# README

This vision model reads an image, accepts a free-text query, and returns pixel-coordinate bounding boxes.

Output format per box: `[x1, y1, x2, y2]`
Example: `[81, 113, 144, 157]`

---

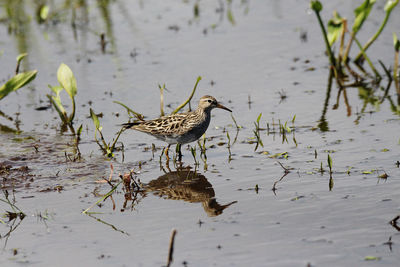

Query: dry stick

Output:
[342, 88, 351, 117]
[342, 33, 354, 64]
[166, 229, 177, 267]
[333, 87, 342, 110]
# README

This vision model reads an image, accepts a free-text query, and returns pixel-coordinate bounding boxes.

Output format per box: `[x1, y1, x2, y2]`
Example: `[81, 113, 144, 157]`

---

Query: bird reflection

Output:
[144, 166, 236, 217]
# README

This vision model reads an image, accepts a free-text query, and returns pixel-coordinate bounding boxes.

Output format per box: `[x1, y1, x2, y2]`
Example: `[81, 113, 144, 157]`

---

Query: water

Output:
[1, 0, 400, 266]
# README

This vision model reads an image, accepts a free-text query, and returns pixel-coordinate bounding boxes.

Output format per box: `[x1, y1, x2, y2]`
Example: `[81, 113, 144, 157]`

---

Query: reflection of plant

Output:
[0, 190, 26, 249]
[47, 63, 77, 126]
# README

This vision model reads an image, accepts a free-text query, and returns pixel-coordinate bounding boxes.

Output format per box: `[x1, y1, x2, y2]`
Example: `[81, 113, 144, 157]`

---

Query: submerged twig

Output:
[87, 213, 129, 236]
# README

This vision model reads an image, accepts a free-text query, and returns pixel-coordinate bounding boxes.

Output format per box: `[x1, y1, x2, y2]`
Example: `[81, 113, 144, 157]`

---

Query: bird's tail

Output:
[121, 121, 141, 129]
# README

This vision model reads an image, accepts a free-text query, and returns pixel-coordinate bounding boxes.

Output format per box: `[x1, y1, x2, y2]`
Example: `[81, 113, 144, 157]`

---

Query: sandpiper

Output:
[122, 95, 232, 158]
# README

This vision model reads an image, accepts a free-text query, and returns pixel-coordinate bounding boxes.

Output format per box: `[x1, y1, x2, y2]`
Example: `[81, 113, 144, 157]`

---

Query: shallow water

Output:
[1, 0, 400, 266]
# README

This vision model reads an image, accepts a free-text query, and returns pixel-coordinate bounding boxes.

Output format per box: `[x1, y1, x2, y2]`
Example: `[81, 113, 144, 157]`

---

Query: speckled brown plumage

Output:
[123, 95, 231, 145]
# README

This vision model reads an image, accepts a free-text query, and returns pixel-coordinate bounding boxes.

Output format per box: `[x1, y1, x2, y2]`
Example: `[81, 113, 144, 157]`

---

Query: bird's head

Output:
[198, 95, 232, 112]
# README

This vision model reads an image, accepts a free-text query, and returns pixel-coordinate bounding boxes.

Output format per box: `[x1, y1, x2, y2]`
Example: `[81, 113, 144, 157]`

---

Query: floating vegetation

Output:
[268, 151, 289, 159]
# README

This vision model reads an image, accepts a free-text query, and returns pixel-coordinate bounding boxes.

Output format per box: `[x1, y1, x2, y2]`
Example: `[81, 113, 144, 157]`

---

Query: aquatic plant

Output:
[172, 76, 202, 114]
[394, 33, 400, 97]
[47, 63, 77, 127]
[253, 113, 263, 151]
[190, 146, 199, 166]
[310, 0, 399, 84]
[327, 154, 334, 191]
[90, 108, 124, 158]
[0, 53, 37, 101]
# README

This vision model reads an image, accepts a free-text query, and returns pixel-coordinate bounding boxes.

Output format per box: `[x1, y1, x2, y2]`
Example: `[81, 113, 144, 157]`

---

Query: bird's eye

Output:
[207, 99, 212, 103]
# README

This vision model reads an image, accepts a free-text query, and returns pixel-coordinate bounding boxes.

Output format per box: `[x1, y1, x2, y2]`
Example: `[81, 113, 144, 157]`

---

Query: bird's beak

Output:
[216, 102, 232, 112]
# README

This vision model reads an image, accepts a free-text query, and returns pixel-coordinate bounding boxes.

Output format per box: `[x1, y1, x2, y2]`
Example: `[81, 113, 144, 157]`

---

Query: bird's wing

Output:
[133, 113, 190, 135]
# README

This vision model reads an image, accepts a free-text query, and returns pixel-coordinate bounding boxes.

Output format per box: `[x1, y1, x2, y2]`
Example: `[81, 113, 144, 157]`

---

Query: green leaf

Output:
[353, 0, 376, 34]
[364, 256, 380, 261]
[16, 52, 28, 63]
[172, 76, 202, 114]
[40, 5, 49, 21]
[310, 1, 323, 12]
[256, 113, 262, 124]
[0, 70, 37, 100]
[47, 94, 68, 123]
[227, 9, 236, 25]
[394, 33, 400, 51]
[113, 100, 144, 121]
[57, 63, 77, 99]
[90, 108, 100, 130]
[384, 0, 399, 12]
[48, 85, 63, 96]
[77, 124, 83, 136]
[327, 11, 344, 45]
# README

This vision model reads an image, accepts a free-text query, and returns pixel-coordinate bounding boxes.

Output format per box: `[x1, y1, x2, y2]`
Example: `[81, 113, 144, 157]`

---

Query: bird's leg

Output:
[165, 144, 171, 162]
[176, 144, 182, 162]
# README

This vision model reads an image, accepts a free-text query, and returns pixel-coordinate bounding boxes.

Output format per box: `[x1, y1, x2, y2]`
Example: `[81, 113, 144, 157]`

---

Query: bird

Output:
[122, 95, 232, 159]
